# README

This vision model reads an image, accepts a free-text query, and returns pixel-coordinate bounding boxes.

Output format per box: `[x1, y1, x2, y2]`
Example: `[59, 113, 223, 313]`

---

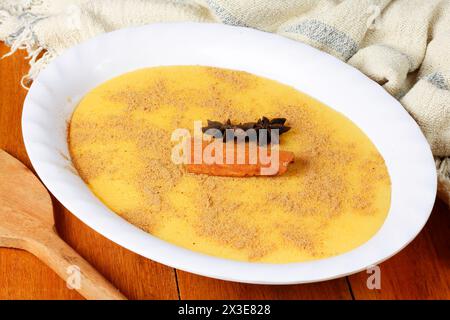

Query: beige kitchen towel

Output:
[1, 0, 449, 204]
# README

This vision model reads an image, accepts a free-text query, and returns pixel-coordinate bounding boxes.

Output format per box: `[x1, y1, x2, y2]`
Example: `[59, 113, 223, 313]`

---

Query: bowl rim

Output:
[22, 22, 437, 284]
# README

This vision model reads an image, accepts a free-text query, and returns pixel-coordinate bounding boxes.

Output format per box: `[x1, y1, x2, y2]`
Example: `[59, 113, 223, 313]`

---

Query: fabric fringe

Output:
[0, 0, 50, 89]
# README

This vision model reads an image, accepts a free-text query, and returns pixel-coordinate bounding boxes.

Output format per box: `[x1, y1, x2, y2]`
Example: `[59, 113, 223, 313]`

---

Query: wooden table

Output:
[0, 43, 449, 300]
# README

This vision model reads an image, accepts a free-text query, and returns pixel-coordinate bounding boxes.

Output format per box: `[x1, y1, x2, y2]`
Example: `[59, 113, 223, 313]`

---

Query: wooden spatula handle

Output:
[24, 231, 127, 300]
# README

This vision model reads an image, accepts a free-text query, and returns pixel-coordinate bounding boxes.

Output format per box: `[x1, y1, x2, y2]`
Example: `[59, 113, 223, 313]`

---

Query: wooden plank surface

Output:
[0, 42, 448, 300]
[176, 273, 352, 300]
[348, 199, 450, 299]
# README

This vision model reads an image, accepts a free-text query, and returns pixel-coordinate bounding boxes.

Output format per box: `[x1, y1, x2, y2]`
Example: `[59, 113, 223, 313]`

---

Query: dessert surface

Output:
[69, 66, 391, 263]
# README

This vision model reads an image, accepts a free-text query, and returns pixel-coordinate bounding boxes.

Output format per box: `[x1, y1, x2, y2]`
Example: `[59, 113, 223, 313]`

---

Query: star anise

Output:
[202, 117, 291, 144]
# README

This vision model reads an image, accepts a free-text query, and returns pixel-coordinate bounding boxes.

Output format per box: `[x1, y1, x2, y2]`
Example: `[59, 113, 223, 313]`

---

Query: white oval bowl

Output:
[22, 23, 437, 284]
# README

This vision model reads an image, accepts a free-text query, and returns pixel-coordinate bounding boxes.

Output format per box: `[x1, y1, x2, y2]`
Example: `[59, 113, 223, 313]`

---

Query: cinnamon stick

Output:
[184, 139, 294, 177]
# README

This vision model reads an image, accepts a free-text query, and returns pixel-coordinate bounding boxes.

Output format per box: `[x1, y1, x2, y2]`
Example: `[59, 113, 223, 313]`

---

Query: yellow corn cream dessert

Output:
[69, 66, 391, 263]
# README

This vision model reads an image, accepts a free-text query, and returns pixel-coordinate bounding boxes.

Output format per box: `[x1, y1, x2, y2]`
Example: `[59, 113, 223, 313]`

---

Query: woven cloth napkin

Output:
[1, 0, 449, 205]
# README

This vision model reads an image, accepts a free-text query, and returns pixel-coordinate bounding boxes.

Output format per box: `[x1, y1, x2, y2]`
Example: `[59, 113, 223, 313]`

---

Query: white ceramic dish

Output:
[22, 23, 437, 284]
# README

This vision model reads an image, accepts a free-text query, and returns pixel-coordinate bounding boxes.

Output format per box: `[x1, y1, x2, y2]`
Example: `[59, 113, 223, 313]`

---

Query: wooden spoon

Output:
[0, 149, 126, 300]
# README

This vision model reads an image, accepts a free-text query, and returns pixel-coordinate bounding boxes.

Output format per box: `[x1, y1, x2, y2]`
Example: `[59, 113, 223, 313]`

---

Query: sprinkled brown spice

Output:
[282, 227, 319, 255]
[109, 80, 171, 112]
[68, 66, 391, 262]
[206, 67, 254, 90]
[120, 208, 158, 233]
[351, 153, 390, 215]
[196, 209, 273, 261]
